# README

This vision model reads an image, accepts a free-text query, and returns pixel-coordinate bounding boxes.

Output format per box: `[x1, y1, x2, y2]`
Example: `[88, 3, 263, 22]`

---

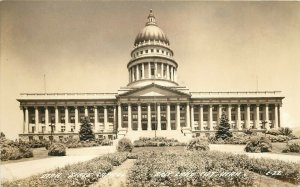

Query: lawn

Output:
[271, 143, 300, 156]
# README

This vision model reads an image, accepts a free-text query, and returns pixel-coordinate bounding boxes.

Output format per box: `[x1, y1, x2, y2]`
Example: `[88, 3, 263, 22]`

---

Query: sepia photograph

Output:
[1, 1, 300, 186]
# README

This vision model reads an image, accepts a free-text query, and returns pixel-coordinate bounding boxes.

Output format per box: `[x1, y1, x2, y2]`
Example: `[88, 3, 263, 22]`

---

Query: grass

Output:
[271, 143, 300, 156]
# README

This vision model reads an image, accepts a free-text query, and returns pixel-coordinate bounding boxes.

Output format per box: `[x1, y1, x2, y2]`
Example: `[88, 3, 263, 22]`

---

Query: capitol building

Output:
[17, 10, 284, 141]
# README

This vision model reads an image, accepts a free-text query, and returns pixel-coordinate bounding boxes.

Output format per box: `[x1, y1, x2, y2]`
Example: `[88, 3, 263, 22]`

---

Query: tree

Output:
[278, 127, 293, 136]
[215, 111, 232, 140]
[79, 116, 95, 141]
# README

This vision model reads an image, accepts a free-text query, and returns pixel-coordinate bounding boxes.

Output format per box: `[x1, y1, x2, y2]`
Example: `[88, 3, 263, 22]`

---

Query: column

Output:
[129, 69, 131, 83]
[113, 106, 116, 131]
[174, 69, 177, 82]
[84, 106, 88, 116]
[45, 107, 49, 133]
[118, 104, 122, 129]
[24, 107, 29, 133]
[190, 105, 194, 130]
[167, 103, 171, 130]
[160, 63, 164, 78]
[246, 104, 250, 129]
[75, 107, 79, 132]
[166, 65, 170, 80]
[176, 103, 180, 130]
[198, 105, 203, 130]
[237, 104, 241, 130]
[141, 63, 145, 79]
[148, 62, 151, 78]
[94, 106, 98, 130]
[104, 106, 108, 131]
[128, 104, 132, 131]
[136, 65, 139, 80]
[217, 105, 222, 125]
[278, 104, 282, 128]
[274, 104, 278, 129]
[227, 105, 232, 126]
[157, 104, 161, 130]
[154, 63, 157, 78]
[186, 104, 190, 127]
[55, 106, 59, 132]
[208, 105, 213, 130]
[265, 104, 269, 129]
[35, 107, 39, 133]
[255, 104, 260, 129]
[131, 67, 135, 82]
[170, 66, 174, 81]
[65, 106, 69, 124]
[147, 104, 151, 131]
[137, 104, 141, 131]
[65, 106, 69, 132]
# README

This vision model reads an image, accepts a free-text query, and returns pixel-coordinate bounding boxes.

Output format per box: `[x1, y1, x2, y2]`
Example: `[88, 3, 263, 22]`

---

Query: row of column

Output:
[23, 106, 115, 134]
[118, 103, 281, 131]
[129, 62, 177, 82]
[193, 104, 280, 131]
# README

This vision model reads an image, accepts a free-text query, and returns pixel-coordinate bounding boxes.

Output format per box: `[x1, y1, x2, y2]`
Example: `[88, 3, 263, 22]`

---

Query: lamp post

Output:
[50, 123, 54, 144]
[261, 120, 268, 136]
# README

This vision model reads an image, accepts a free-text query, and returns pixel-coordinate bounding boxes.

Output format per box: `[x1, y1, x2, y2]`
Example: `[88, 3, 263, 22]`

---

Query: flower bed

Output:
[2, 152, 128, 187]
[128, 150, 300, 186]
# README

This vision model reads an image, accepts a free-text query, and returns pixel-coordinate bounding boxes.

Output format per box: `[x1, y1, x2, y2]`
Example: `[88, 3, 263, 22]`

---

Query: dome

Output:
[134, 10, 170, 46]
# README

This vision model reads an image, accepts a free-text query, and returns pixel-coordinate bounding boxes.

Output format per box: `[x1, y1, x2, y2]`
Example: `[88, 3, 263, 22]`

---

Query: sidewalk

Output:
[210, 144, 300, 163]
[1, 146, 116, 181]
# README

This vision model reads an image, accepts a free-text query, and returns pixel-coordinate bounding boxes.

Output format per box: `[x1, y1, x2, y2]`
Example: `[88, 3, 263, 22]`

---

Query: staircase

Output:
[117, 130, 193, 143]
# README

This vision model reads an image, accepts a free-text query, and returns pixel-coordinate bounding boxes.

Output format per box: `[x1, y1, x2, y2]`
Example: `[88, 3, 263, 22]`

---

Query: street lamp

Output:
[50, 123, 54, 144]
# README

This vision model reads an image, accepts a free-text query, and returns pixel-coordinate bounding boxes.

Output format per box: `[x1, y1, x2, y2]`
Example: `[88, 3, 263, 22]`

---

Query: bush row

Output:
[0, 138, 33, 161]
[3, 152, 128, 187]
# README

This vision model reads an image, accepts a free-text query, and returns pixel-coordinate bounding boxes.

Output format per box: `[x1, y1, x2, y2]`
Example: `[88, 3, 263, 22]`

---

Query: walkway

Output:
[210, 144, 300, 163]
[91, 159, 135, 187]
[1, 146, 116, 181]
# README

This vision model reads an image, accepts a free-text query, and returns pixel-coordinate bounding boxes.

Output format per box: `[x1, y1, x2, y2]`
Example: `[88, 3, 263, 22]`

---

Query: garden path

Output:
[211, 144, 300, 163]
[0, 146, 116, 181]
[90, 159, 135, 187]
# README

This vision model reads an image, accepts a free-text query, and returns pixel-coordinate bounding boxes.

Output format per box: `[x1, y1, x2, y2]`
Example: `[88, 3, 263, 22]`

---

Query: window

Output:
[145, 49, 148, 53]
[250, 114, 254, 120]
[70, 116, 75, 123]
[108, 114, 114, 123]
[151, 66, 155, 76]
[241, 114, 245, 120]
[260, 114, 263, 120]
[162, 50, 164, 54]
[41, 117, 45, 123]
[166, 52, 169, 56]
[231, 114, 236, 121]
[132, 114, 138, 120]
[60, 116, 65, 123]
[51, 116, 55, 123]
[269, 113, 273, 120]
[140, 51, 143, 54]
[213, 114, 217, 121]
[39, 136, 43, 140]
[161, 114, 166, 120]
[42, 126, 45, 133]
[151, 49, 154, 52]
[203, 114, 208, 121]
[156, 49, 159, 53]
[122, 114, 128, 121]
[61, 126, 65, 132]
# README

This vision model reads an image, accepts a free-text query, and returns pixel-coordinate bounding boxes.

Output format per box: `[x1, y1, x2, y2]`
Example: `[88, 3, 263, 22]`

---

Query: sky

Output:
[1, 1, 300, 139]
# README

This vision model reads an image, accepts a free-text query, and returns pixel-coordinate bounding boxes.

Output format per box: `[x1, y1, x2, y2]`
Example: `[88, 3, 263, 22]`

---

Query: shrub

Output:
[133, 137, 184, 147]
[245, 136, 272, 152]
[117, 138, 133, 152]
[48, 143, 66, 156]
[101, 139, 112, 146]
[278, 127, 293, 136]
[127, 153, 138, 159]
[283, 139, 300, 153]
[186, 137, 209, 151]
[0, 138, 33, 161]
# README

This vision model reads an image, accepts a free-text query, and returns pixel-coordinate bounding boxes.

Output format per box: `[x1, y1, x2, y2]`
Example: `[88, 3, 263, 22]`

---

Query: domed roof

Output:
[134, 10, 169, 46]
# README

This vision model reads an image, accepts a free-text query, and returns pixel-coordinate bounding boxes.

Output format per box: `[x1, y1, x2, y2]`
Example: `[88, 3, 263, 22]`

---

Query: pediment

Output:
[118, 84, 190, 97]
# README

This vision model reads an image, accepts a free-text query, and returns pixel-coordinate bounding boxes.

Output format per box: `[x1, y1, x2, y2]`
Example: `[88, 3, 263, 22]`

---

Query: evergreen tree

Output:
[79, 116, 95, 141]
[215, 111, 232, 140]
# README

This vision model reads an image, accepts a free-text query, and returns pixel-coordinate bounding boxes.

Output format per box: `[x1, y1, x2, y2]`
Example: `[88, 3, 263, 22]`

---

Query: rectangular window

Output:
[145, 50, 148, 53]
[231, 114, 236, 121]
[132, 114, 138, 120]
[213, 114, 217, 121]
[250, 113, 254, 120]
[241, 114, 245, 120]
[151, 49, 154, 52]
[269, 113, 273, 120]
[61, 126, 65, 132]
[260, 114, 263, 120]
[203, 114, 208, 121]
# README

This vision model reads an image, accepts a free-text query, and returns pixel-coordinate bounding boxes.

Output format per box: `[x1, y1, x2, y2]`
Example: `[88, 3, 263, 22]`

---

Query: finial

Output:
[146, 9, 156, 26]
